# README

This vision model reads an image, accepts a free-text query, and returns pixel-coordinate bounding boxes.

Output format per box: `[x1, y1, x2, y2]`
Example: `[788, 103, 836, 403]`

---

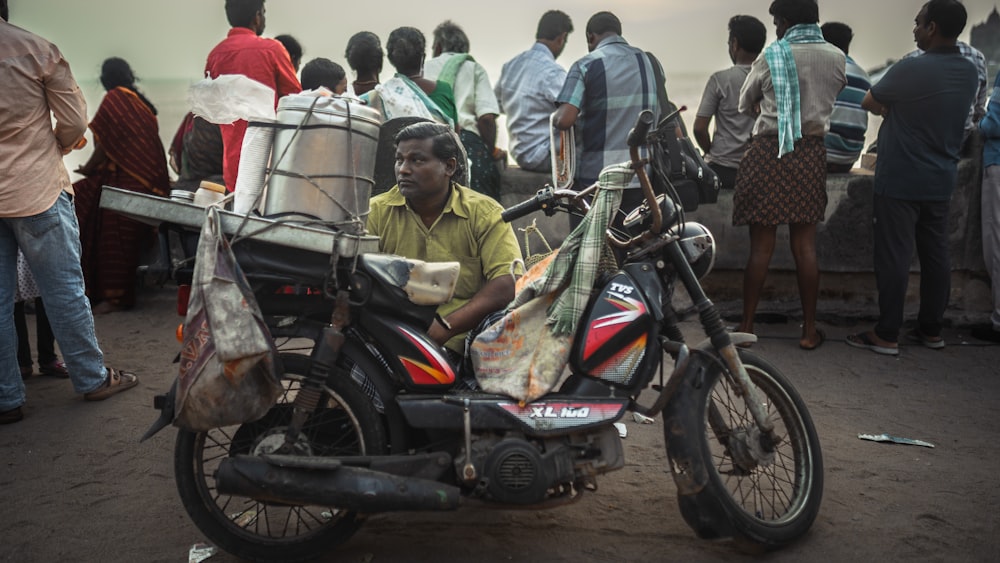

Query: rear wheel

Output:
[174, 352, 387, 562]
[664, 349, 823, 550]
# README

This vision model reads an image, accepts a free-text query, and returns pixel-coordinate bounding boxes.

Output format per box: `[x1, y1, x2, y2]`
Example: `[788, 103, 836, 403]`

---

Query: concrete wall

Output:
[498, 132, 992, 324]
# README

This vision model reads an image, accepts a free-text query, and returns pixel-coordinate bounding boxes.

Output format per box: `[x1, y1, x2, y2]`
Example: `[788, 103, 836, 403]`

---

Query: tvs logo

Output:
[530, 406, 591, 419]
[609, 282, 634, 296]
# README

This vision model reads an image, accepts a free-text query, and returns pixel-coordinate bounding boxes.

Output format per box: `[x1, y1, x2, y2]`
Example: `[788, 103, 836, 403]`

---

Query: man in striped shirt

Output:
[822, 22, 871, 173]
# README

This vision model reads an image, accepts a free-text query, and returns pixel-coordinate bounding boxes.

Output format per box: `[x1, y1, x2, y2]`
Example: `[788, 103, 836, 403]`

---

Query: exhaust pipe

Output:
[216, 455, 461, 512]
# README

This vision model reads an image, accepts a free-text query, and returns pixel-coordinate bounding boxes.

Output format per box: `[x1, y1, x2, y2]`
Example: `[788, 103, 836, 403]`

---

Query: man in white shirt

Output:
[494, 10, 574, 173]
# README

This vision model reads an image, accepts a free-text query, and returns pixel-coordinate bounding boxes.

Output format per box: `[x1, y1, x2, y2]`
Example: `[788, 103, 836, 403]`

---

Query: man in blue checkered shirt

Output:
[552, 11, 660, 216]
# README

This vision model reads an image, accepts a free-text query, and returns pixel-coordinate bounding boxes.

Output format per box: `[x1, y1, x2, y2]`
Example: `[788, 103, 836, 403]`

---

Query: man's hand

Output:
[861, 90, 888, 117]
[552, 103, 579, 131]
[428, 317, 455, 346]
[60, 136, 87, 156]
[430, 275, 515, 347]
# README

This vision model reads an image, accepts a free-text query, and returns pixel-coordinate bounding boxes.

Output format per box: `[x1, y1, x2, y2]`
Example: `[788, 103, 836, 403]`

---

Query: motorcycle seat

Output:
[361, 253, 460, 307]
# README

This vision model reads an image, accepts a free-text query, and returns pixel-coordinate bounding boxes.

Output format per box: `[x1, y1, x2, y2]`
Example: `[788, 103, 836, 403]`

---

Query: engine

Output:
[458, 426, 625, 505]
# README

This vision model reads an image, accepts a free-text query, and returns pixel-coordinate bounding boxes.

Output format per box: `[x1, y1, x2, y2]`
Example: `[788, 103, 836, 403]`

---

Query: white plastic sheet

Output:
[188, 74, 276, 125]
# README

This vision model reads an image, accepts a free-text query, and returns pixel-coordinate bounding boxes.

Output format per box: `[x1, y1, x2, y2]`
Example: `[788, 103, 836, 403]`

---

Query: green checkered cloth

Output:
[510, 162, 630, 335]
[764, 23, 827, 158]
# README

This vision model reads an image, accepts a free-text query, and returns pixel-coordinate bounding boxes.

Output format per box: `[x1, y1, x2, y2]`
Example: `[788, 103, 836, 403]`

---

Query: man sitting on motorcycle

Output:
[367, 122, 524, 361]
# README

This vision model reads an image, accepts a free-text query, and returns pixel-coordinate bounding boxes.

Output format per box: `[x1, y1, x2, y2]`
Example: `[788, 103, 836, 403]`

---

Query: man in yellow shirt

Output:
[367, 122, 523, 356]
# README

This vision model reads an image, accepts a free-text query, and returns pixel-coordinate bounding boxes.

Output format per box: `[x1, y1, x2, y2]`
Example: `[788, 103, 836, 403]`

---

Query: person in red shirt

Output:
[205, 0, 301, 191]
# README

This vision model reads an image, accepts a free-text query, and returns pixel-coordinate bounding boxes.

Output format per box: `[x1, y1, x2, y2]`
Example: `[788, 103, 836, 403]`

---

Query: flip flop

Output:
[905, 328, 945, 349]
[846, 331, 899, 356]
[84, 368, 139, 401]
[728, 326, 755, 348]
[39, 361, 69, 379]
[800, 329, 826, 351]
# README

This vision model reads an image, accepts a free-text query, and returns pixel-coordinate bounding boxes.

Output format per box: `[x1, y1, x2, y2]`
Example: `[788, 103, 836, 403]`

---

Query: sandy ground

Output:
[2, 285, 999, 563]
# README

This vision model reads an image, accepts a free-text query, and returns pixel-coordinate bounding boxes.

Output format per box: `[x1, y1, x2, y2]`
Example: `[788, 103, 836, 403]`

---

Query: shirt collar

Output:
[227, 27, 258, 38]
[925, 45, 961, 55]
[531, 42, 556, 61]
[382, 183, 470, 219]
[595, 34, 628, 50]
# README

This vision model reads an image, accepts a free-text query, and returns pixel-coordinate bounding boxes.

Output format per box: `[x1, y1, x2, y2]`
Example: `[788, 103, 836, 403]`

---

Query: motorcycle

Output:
[143, 109, 823, 562]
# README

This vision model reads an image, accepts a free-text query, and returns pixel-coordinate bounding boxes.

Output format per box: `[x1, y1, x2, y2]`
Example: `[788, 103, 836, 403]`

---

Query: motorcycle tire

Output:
[174, 351, 389, 562]
[663, 349, 823, 551]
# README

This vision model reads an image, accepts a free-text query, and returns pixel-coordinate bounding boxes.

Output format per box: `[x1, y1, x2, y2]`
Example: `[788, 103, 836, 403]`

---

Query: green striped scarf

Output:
[764, 23, 827, 158]
[510, 163, 630, 335]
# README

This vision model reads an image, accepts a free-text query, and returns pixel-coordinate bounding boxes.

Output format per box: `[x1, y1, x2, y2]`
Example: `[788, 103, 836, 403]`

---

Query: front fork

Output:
[662, 241, 777, 443]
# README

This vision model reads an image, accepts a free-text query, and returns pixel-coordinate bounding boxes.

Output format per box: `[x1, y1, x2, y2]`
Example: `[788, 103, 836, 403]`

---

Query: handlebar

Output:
[627, 110, 655, 148]
[656, 105, 686, 133]
[501, 186, 556, 222]
[501, 107, 687, 247]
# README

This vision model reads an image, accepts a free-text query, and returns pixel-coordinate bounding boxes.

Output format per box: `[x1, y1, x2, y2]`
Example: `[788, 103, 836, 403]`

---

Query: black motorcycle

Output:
[143, 110, 823, 562]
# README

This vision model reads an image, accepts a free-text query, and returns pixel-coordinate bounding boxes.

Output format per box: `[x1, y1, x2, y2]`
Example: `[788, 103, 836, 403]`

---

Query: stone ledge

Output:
[497, 130, 989, 319]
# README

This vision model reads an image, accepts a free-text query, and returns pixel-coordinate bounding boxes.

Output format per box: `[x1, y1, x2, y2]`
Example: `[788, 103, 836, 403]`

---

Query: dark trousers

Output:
[708, 162, 739, 191]
[827, 161, 854, 174]
[872, 194, 951, 342]
[14, 297, 57, 368]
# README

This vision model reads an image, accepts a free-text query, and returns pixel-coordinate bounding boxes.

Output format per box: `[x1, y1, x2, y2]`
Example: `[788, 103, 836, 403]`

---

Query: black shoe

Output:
[0, 406, 24, 425]
[970, 325, 1000, 343]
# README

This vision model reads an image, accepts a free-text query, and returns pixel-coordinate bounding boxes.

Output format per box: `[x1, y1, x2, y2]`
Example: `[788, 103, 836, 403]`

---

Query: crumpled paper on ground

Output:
[188, 74, 276, 125]
[188, 542, 217, 563]
[858, 433, 935, 448]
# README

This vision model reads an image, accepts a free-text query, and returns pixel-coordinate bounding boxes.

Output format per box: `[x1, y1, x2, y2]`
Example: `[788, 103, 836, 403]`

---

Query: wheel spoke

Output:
[176, 353, 384, 552]
[702, 360, 813, 523]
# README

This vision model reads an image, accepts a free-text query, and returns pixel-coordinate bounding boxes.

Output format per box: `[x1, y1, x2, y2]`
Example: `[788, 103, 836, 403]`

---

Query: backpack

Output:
[645, 51, 721, 211]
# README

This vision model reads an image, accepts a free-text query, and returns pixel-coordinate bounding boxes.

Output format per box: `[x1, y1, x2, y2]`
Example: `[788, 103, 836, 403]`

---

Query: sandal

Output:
[92, 301, 126, 315]
[905, 328, 945, 350]
[729, 326, 756, 348]
[846, 331, 899, 356]
[800, 329, 826, 351]
[39, 361, 69, 379]
[84, 368, 139, 401]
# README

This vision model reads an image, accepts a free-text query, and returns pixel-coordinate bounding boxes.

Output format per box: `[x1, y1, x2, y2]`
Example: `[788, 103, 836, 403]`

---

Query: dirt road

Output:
[2, 286, 998, 562]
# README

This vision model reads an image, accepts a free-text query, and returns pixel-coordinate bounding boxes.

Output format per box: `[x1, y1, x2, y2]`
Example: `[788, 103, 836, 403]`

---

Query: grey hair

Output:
[433, 20, 470, 54]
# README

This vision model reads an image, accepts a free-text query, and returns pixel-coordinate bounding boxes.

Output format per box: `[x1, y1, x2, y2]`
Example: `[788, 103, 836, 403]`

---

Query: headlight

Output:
[670, 222, 715, 279]
[621, 193, 679, 235]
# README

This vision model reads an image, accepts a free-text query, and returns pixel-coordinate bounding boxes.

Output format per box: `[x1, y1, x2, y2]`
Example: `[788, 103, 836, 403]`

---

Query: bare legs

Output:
[738, 224, 777, 335]
[737, 222, 822, 348]
[789, 223, 822, 349]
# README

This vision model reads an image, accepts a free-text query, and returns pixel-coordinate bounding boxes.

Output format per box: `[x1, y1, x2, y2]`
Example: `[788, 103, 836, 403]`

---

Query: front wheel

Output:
[174, 352, 388, 562]
[663, 349, 823, 551]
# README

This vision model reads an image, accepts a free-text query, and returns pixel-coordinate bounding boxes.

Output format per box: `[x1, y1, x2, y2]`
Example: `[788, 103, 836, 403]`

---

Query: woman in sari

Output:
[73, 57, 170, 314]
[361, 27, 457, 128]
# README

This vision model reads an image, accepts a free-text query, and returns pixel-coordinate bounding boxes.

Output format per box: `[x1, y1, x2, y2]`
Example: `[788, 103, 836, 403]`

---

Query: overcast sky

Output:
[7, 0, 998, 83]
